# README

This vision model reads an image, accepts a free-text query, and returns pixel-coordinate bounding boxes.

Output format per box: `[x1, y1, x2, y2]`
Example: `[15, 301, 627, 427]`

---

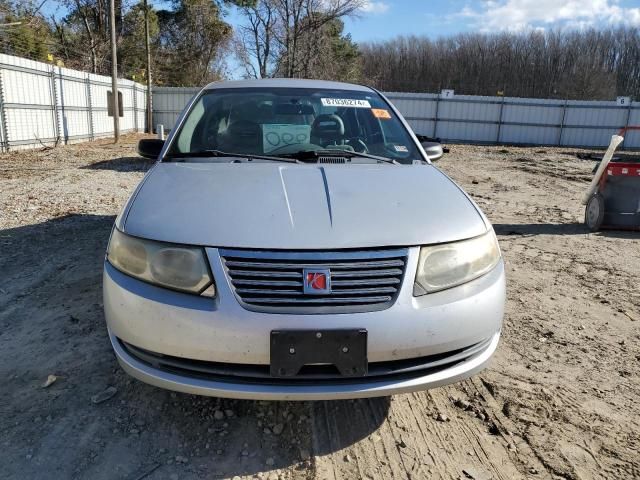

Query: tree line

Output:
[0, 0, 361, 86]
[359, 28, 640, 100]
[1, 0, 639, 100]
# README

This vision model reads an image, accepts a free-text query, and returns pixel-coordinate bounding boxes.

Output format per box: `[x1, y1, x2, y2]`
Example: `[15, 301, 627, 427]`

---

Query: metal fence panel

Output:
[502, 124, 558, 145]
[88, 74, 112, 137]
[135, 87, 146, 131]
[0, 54, 147, 151]
[57, 67, 89, 140]
[152, 87, 198, 131]
[0, 55, 54, 147]
[626, 107, 640, 147]
[5, 108, 55, 145]
[120, 82, 134, 131]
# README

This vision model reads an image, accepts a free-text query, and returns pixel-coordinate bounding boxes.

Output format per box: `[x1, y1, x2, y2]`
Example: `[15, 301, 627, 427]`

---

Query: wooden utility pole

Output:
[143, 0, 152, 134]
[109, 0, 120, 142]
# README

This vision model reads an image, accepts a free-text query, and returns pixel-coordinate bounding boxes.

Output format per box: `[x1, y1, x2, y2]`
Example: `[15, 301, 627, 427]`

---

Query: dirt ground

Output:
[1, 135, 639, 480]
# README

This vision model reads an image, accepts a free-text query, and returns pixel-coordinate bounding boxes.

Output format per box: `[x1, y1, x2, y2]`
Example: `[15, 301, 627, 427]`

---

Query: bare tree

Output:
[359, 27, 640, 100]
[55, 0, 111, 73]
[235, 0, 364, 78]
[235, 0, 277, 77]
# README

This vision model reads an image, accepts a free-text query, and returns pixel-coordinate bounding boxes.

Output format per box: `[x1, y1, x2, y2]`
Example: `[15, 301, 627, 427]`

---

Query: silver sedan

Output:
[103, 78, 505, 400]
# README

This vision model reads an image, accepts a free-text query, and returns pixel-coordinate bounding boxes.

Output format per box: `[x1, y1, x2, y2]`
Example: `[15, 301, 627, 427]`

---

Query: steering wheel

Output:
[228, 120, 261, 139]
[218, 119, 261, 152]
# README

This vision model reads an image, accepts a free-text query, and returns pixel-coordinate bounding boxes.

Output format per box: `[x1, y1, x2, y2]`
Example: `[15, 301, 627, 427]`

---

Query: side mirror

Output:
[416, 134, 444, 161]
[137, 138, 164, 159]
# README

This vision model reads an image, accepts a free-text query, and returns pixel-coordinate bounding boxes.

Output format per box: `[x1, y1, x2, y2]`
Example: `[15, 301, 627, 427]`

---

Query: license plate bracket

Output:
[270, 329, 368, 378]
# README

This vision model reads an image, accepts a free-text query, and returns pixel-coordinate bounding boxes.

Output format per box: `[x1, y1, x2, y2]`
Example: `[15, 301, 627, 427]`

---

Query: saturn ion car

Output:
[103, 79, 505, 400]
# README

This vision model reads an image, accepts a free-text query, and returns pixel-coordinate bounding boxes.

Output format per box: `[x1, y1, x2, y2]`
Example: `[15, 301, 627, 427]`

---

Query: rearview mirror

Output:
[275, 103, 315, 115]
[137, 138, 164, 159]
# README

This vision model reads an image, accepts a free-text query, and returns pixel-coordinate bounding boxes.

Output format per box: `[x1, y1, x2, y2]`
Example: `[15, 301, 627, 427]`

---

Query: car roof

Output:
[203, 78, 374, 92]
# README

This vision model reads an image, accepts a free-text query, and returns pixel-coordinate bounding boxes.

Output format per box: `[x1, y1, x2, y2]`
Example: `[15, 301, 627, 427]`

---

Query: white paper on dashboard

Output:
[262, 124, 311, 153]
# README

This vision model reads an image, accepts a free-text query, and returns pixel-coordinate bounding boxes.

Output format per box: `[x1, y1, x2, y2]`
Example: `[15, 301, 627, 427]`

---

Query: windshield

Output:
[166, 87, 422, 164]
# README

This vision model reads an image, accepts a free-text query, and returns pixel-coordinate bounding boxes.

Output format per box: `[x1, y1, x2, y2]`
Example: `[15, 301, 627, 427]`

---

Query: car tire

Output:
[585, 193, 605, 232]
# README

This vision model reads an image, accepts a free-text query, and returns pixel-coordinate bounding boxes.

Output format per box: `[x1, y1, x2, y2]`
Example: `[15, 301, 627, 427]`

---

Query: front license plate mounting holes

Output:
[270, 329, 368, 378]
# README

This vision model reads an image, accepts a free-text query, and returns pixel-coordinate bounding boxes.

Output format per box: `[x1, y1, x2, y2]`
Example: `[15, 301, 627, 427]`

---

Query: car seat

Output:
[311, 114, 345, 147]
[217, 101, 263, 153]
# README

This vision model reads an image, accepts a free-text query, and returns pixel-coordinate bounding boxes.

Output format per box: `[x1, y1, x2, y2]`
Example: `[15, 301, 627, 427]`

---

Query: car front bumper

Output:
[104, 246, 505, 400]
[109, 328, 500, 400]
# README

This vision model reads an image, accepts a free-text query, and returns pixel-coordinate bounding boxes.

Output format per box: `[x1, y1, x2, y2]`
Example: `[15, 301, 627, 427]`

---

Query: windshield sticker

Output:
[371, 108, 391, 119]
[394, 145, 409, 153]
[321, 98, 371, 108]
[262, 124, 311, 153]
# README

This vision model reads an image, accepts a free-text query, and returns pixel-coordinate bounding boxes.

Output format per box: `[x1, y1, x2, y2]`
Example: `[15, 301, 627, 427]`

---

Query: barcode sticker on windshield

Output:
[321, 98, 371, 108]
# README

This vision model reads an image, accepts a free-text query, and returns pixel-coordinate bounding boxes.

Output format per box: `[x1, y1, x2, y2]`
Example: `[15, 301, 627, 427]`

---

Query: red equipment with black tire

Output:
[583, 127, 640, 232]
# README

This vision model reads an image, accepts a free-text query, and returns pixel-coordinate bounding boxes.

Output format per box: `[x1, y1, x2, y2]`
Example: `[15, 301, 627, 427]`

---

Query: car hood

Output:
[122, 162, 487, 249]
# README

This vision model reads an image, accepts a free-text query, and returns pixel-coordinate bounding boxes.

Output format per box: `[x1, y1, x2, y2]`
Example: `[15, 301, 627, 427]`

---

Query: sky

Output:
[333, 0, 640, 42]
[42, 0, 640, 40]
[42, 0, 640, 37]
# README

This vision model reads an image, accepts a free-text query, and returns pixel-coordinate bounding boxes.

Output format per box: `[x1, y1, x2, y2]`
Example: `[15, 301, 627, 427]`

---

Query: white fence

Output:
[152, 87, 199, 134]
[0, 54, 146, 151]
[387, 92, 640, 149]
[151, 87, 640, 149]
[1, 53, 637, 152]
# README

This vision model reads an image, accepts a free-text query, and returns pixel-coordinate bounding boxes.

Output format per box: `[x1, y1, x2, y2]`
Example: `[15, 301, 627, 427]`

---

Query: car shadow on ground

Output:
[115, 385, 391, 479]
[494, 222, 640, 239]
[0, 214, 389, 480]
[81, 156, 155, 172]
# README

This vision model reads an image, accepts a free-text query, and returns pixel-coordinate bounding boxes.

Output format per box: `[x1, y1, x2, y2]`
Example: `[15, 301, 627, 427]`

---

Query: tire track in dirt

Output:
[312, 387, 531, 479]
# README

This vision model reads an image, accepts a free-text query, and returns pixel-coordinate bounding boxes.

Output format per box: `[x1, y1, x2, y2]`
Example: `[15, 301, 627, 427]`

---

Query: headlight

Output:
[107, 229, 215, 297]
[414, 230, 501, 295]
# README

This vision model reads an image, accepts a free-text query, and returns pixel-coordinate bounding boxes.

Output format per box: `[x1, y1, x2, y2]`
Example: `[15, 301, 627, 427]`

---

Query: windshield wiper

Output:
[282, 149, 399, 165]
[164, 149, 298, 163]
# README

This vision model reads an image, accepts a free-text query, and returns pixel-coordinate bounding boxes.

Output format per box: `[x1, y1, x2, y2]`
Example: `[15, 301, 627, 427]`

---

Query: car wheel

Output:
[585, 193, 605, 231]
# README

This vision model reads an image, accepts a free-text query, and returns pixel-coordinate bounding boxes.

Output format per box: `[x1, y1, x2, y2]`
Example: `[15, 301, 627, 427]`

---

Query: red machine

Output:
[583, 127, 640, 231]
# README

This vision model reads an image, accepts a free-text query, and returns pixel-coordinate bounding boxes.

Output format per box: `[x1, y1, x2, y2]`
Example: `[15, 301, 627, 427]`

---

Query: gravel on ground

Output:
[1, 135, 639, 479]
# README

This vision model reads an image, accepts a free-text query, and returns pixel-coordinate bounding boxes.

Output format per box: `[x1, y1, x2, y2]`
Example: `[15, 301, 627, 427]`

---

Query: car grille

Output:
[219, 248, 408, 314]
[119, 337, 492, 385]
